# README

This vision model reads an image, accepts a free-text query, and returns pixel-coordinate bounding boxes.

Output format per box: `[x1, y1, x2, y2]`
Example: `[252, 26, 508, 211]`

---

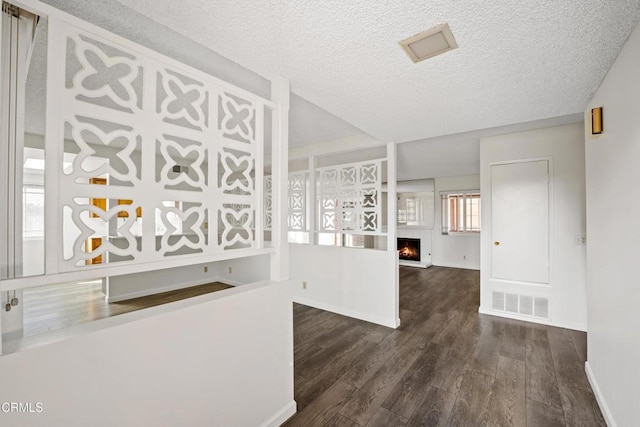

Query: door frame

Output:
[488, 156, 553, 288]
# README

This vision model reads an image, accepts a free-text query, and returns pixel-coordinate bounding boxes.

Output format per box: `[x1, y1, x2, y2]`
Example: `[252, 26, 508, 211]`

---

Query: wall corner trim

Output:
[585, 361, 617, 427]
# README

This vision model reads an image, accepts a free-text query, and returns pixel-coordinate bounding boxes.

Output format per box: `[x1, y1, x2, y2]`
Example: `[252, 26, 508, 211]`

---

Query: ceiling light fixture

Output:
[399, 23, 458, 63]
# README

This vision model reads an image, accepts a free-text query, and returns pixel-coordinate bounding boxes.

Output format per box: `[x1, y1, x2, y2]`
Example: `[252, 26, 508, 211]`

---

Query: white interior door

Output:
[491, 160, 549, 284]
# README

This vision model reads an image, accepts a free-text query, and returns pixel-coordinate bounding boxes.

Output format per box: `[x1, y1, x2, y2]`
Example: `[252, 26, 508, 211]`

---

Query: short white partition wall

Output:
[290, 142, 399, 328]
[0, 280, 295, 427]
[291, 245, 399, 327]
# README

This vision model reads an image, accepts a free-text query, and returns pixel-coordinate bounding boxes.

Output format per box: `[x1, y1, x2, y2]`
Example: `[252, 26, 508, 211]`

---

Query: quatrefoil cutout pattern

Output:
[341, 192, 358, 209]
[265, 193, 273, 211]
[360, 164, 378, 184]
[322, 197, 336, 210]
[322, 212, 336, 231]
[362, 190, 377, 208]
[158, 204, 207, 256]
[220, 93, 255, 144]
[59, 23, 278, 269]
[290, 193, 305, 210]
[220, 206, 254, 248]
[288, 173, 306, 231]
[67, 117, 139, 185]
[66, 201, 140, 264]
[290, 213, 305, 230]
[263, 176, 273, 231]
[71, 36, 140, 112]
[289, 174, 305, 192]
[157, 136, 207, 190]
[321, 170, 338, 188]
[160, 72, 207, 129]
[265, 212, 273, 230]
[341, 167, 357, 186]
[220, 151, 254, 194]
[316, 161, 382, 234]
[342, 211, 357, 231]
[362, 212, 377, 231]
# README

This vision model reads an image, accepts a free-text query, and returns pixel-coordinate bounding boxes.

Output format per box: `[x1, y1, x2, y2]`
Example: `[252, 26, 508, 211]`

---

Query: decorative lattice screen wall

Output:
[317, 160, 383, 234]
[47, 17, 272, 272]
[264, 171, 307, 232]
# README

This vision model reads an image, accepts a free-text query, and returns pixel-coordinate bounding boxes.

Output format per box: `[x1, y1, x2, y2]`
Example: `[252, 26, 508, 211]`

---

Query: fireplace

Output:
[397, 238, 420, 262]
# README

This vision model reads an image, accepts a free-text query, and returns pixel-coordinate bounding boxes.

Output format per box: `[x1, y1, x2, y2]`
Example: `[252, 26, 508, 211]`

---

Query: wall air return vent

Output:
[399, 23, 458, 63]
[491, 292, 549, 319]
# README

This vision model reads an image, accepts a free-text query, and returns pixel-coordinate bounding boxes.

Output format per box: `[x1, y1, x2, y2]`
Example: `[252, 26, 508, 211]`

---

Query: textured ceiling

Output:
[114, 0, 640, 143]
[28, 0, 365, 148]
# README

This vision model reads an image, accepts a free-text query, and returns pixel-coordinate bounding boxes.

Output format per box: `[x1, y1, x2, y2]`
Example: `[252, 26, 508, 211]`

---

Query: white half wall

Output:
[290, 244, 399, 328]
[479, 123, 587, 331]
[432, 175, 481, 270]
[584, 21, 640, 427]
[0, 280, 295, 427]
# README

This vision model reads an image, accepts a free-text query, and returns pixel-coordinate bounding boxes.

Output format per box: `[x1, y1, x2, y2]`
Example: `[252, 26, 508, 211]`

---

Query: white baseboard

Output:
[478, 306, 586, 331]
[106, 276, 236, 303]
[293, 296, 397, 329]
[260, 400, 297, 427]
[585, 362, 616, 427]
[433, 262, 480, 271]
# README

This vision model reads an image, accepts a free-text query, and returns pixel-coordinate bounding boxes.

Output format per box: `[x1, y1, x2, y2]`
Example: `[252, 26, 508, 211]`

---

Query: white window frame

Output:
[440, 190, 481, 235]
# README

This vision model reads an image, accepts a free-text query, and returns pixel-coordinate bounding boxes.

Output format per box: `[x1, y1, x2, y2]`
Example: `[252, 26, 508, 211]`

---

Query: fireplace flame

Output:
[398, 239, 420, 261]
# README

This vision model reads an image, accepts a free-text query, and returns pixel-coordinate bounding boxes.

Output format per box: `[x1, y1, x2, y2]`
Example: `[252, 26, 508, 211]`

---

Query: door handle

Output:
[494, 241, 500, 246]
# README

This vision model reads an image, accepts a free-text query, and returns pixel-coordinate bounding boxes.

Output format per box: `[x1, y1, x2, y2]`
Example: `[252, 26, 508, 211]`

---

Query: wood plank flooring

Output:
[285, 266, 604, 427]
[22, 280, 232, 337]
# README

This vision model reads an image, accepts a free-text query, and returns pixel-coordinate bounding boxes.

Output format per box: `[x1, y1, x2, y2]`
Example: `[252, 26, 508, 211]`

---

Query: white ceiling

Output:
[29, 0, 640, 181]
[27, 0, 365, 148]
[113, 0, 640, 143]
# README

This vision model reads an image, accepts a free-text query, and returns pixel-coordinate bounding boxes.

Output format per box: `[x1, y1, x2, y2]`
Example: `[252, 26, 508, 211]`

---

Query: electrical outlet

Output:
[228, 266, 232, 274]
[574, 235, 587, 245]
[302, 281, 307, 290]
[203, 266, 208, 273]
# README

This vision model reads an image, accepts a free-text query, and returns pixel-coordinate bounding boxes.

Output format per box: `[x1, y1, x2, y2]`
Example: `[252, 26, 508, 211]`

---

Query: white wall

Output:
[215, 254, 271, 286]
[583, 21, 640, 427]
[0, 280, 295, 427]
[106, 255, 271, 302]
[432, 175, 481, 270]
[290, 244, 399, 328]
[479, 123, 587, 330]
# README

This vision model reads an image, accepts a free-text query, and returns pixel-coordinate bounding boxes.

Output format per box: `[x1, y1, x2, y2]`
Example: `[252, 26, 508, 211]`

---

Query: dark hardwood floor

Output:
[285, 266, 604, 427]
[23, 280, 232, 337]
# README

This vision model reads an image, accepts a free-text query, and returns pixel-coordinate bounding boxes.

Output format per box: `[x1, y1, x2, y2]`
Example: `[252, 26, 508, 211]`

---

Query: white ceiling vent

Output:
[399, 23, 458, 63]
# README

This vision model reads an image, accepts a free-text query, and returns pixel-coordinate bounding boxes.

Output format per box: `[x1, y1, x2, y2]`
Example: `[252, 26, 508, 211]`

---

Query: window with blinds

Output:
[441, 191, 481, 234]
